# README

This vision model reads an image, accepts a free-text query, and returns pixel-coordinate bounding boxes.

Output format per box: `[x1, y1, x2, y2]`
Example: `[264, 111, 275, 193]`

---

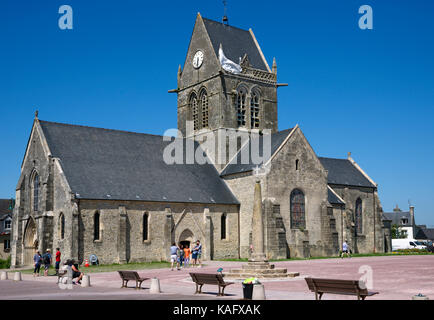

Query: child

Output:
[183, 245, 191, 268]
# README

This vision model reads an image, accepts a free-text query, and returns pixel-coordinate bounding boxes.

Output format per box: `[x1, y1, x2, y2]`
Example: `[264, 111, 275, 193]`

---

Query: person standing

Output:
[42, 249, 52, 276]
[55, 248, 61, 275]
[183, 245, 191, 268]
[170, 242, 179, 271]
[178, 244, 184, 270]
[341, 240, 351, 258]
[33, 251, 42, 277]
[193, 240, 202, 268]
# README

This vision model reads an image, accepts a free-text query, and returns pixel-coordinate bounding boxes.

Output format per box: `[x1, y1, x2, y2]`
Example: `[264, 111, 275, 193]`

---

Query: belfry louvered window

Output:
[189, 93, 199, 131]
[290, 189, 305, 229]
[200, 89, 209, 129]
[236, 88, 247, 127]
[250, 90, 260, 128]
[355, 198, 363, 235]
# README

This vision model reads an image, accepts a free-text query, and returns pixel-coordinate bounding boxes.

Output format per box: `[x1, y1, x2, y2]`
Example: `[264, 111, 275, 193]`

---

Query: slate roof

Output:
[327, 188, 345, 205]
[39, 120, 239, 205]
[202, 18, 268, 71]
[220, 128, 293, 176]
[0, 199, 13, 217]
[318, 157, 376, 188]
[415, 227, 434, 240]
[382, 211, 413, 226]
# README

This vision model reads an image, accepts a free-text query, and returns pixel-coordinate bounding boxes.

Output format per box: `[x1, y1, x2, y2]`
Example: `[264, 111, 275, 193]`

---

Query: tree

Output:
[391, 224, 407, 239]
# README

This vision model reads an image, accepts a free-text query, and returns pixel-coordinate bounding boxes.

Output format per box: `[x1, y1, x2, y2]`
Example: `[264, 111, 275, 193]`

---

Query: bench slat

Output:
[305, 277, 378, 300]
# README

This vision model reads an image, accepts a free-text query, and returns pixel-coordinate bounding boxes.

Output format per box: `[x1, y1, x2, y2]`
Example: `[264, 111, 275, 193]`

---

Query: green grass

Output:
[0, 256, 11, 269]
[220, 251, 434, 263]
[19, 261, 172, 275]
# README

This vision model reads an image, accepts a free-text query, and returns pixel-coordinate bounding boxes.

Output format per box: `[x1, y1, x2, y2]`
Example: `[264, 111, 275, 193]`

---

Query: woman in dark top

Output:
[66, 259, 84, 284]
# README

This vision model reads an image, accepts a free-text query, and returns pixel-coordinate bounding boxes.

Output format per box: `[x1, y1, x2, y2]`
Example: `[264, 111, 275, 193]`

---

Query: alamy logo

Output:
[58, 5, 73, 30]
[358, 5, 373, 30]
[162, 121, 272, 167]
[58, 267, 73, 290]
[358, 265, 373, 290]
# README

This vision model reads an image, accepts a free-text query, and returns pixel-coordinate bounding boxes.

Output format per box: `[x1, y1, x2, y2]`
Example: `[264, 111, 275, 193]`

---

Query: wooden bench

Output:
[190, 273, 234, 296]
[118, 271, 149, 290]
[305, 277, 379, 300]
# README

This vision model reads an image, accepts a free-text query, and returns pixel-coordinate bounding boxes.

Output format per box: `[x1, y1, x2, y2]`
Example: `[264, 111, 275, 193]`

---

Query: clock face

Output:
[193, 50, 204, 69]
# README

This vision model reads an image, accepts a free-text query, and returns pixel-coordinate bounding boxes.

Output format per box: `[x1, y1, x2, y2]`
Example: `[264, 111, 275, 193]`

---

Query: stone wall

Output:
[329, 185, 384, 254]
[223, 172, 257, 258]
[63, 200, 239, 265]
[264, 128, 333, 258]
[11, 121, 65, 267]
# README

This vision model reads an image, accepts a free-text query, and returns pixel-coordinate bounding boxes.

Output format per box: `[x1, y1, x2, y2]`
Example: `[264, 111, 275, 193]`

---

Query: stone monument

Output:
[225, 169, 299, 279]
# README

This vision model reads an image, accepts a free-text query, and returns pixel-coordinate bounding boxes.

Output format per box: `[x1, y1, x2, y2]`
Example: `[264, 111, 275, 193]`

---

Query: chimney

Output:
[393, 204, 401, 212]
[409, 205, 415, 226]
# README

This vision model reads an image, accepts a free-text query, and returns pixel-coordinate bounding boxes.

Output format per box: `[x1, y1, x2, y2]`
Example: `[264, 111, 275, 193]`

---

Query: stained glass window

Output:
[290, 189, 305, 229]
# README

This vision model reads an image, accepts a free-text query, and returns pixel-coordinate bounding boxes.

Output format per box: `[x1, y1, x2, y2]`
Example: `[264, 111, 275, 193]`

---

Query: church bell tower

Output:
[173, 13, 280, 169]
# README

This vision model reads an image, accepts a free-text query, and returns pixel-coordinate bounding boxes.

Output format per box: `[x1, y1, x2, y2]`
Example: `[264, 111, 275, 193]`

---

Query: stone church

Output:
[11, 14, 388, 267]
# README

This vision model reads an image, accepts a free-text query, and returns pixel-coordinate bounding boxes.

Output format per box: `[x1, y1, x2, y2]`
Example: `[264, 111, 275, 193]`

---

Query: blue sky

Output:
[0, 1, 433, 225]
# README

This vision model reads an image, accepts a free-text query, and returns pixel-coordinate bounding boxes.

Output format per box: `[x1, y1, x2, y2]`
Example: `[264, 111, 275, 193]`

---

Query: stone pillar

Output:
[71, 204, 80, 262]
[203, 209, 213, 261]
[11, 198, 22, 268]
[250, 180, 266, 262]
[163, 207, 172, 261]
[117, 206, 127, 264]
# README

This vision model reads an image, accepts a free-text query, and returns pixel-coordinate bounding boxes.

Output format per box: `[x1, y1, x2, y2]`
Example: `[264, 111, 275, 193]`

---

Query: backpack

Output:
[43, 254, 51, 264]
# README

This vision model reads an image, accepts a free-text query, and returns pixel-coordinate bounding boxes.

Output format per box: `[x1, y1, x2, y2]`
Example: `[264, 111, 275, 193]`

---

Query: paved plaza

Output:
[1, 255, 433, 300]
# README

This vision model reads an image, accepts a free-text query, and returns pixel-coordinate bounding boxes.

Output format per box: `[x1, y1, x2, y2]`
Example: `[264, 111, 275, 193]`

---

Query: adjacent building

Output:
[0, 199, 14, 260]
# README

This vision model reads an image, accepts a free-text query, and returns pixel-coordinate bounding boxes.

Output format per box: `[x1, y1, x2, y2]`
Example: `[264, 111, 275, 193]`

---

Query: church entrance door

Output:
[23, 217, 37, 266]
[179, 229, 194, 249]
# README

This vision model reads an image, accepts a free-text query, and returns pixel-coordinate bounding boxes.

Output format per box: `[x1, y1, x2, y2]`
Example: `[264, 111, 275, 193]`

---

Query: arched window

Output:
[59, 213, 65, 239]
[32, 172, 39, 212]
[290, 189, 305, 229]
[200, 89, 209, 129]
[355, 198, 363, 235]
[236, 87, 247, 127]
[295, 159, 299, 171]
[250, 90, 260, 128]
[189, 93, 199, 131]
[221, 213, 227, 240]
[143, 213, 149, 241]
[94, 212, 100, 241]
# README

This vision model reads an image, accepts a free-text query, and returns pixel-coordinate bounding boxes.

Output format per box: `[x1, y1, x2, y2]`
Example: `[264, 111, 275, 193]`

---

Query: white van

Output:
[392, 239, 427, 251]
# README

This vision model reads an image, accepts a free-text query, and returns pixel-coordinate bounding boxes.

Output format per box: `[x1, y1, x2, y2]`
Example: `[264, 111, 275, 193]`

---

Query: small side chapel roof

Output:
[327, 187, 345, 205]
[318, 157, 376, 188]
[38, 120, 239, 205]
[202, 17, 269, 71]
